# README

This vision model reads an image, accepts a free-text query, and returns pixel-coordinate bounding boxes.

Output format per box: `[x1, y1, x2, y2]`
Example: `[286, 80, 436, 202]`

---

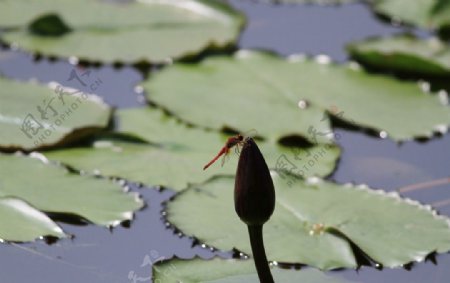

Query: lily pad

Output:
[153, 258, 353, 283]
[0, 77, 111, 151]
[0, 197, 66, 242]
[144, 51, 450, 141]
[371, 0, 450, 32]
[347, 35, 450, 76]
[115, 107, 224, 152]
[0, 0, 244, 63]
[165, 176, 450, 270]
[44, 108, 340, 191]
[0, 153, 143, 227]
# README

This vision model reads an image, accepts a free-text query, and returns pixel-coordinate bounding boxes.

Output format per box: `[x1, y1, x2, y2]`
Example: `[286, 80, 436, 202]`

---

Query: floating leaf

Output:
[371, 0, 450, 32]
[144, 53, 329, 144]
[0, 0, 244, 63]
[0, 77, 111, 151]
[144, 51, 450, 141]
[0, 153, 143, 227]
[44, 108, 340, 190]
[115, 107, 224, 152]
[347, 35, 450, 76]
[153, 258, 353, 283]
[0, 197, 66, 242]
[165, 176, 450, 270]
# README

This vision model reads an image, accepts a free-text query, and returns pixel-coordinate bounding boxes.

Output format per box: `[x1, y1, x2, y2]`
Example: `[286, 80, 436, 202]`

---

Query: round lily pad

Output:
[0, 77, 111, 151]
[165, 176, 450, 270]
[153, 258, 354, 283]
[347, 35, 450, 77]
[0, 0, 244, 63]
[144, 51, 450, 141]
[0, 153, 143, 228]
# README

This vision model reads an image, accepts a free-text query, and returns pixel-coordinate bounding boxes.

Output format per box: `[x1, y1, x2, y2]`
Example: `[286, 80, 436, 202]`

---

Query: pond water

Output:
[0, 1, 449, 283]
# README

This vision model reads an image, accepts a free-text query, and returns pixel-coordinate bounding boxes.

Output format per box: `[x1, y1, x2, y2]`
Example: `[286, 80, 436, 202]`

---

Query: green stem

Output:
[247, 225, 274, 283]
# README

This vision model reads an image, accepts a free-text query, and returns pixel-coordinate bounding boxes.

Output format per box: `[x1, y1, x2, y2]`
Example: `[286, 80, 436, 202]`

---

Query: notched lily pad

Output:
[0, 197, 66, 243]
[153, 258, 353, 283]
[44, 108, 340, 191]
[144, 50, 450, 141]
[0, 0, 244, 63]
[0, 77, 112, 151]
[0, 153, 143, 229]
[348, 35, 450, 77]
[164, 176, 450, 270]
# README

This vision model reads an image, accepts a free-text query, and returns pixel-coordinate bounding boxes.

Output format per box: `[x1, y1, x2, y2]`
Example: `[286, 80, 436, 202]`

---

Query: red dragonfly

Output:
[203, 130, 257, 170]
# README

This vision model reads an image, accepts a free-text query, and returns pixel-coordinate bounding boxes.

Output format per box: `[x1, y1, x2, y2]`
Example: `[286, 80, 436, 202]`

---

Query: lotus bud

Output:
[234, 138, 275, 226]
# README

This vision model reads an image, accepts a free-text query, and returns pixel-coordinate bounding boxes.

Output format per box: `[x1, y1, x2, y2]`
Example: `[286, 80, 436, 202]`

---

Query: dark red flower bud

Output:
[234, 138, 275, 226]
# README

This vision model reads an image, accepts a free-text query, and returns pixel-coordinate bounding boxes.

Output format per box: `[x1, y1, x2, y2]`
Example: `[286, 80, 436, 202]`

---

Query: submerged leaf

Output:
[0, 197, 66, 242]
[165, 176, 450, 270]
[348, 35, 450, 76]
[153, 258, 353, 283]
[44, 108, 340, 190]
[0, 77, 111, 151]
[144, 51, 450, 141]
[0, 153, 143, 228]
[0, 0, 244, 63]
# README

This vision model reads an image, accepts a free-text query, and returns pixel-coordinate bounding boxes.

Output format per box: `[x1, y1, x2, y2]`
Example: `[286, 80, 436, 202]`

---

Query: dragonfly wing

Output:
[234, 144, 241, 155]
[221, 150, 231, 167]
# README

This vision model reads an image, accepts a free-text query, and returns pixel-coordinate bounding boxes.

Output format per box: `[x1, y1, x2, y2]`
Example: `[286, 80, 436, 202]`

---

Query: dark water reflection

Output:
[0, 1, 449, 283]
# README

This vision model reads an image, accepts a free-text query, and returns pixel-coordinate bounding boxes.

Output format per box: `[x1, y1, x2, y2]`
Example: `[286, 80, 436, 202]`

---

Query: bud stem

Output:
[247, 224, 274, 283]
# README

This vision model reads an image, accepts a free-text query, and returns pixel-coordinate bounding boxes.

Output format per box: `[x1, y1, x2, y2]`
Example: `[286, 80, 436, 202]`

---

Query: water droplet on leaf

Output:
[438, 90, 448, 105]
[315, 54, 331, 65]
[297, 99, 309, 109]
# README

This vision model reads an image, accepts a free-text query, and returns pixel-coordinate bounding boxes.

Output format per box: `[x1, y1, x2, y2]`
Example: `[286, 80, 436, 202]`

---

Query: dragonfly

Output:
[203, 130, 257, 170]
